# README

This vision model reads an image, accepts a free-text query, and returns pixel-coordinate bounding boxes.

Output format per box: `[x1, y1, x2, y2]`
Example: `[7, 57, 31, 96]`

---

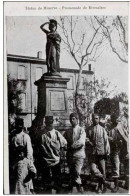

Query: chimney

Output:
[88, 64, 91, 71]
[37, 51, 42, 59]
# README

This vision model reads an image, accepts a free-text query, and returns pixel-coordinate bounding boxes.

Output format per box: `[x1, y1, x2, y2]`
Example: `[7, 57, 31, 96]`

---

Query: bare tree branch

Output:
[95, 16, 128, 63]
[72, 16, 78, 32]
[58, 16, 112, 95]
[59, 16, 81, 67]
[60, 17, 70, 47]
[117, 16, 128, 52]
[70, 16, 76, 52]
[85, 25, 101, 56]
[74, 33, 85, 54]
[70, 50, 81, 67]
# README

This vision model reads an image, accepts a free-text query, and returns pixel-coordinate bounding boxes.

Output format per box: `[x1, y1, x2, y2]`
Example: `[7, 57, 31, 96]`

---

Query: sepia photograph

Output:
[4, 1, 129, 194]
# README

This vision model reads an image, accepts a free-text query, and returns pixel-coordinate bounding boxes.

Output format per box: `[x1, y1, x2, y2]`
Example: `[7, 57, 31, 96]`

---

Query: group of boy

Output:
[9, 112, 127, 194]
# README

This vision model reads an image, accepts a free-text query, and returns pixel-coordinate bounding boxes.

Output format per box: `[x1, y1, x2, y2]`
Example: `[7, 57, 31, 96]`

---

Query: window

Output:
[67, 76, 74, 90]
[19, 93, 26, 111]
[18, 65, 25, 80]
[36, 67, 43, 81]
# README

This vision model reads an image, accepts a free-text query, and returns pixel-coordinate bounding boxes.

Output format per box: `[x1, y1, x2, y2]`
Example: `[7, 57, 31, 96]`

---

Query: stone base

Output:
[42, 71, 62, 78]
[34, 75, 71, 131]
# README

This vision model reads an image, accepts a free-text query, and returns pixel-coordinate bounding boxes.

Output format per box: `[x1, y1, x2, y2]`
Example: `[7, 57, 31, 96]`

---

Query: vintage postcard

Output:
[4, 1, 129, 194]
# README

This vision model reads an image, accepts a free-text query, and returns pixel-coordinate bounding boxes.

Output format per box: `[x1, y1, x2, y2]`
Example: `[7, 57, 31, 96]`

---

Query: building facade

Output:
[7, 53, 94, 128]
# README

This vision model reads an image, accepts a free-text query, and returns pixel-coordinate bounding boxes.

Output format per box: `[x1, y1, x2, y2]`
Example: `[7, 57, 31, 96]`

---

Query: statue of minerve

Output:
[40, 19, 61, 77]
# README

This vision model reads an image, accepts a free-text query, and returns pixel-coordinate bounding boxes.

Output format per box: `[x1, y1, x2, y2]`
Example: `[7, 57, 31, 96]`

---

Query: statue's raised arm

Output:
[40, 22, 50, 34]
[40, 19, 61, 77]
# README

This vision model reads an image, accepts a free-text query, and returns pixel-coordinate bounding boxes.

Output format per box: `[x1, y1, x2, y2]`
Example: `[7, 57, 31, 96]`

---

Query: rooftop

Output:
[7, 53, 94, 75]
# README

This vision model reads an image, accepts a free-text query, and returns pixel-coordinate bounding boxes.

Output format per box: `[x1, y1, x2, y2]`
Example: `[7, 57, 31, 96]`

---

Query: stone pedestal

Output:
[35, 76, 71, 131]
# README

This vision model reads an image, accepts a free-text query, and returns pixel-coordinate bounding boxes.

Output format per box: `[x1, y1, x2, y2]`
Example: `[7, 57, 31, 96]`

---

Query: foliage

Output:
[75, 94, 88, 121]
[94, 98, 119, 116]
[113, 92, 128, 119]
[83, 77, 118, 113]
[94, 92, 128, 126]
[7, 75, 25, 116]
[114, 92, 128, 104]
[74, 78, 118, 125]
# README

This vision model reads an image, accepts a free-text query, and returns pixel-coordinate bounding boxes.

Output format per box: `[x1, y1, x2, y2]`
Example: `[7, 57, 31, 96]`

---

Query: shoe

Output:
[30, 189, 36, 194]
[111, 186, 119, 193]
[56, 189, 62, 194]
[102, 185, 107, 193]
[97, 177, 104, 194]
[68, 190, 72, 194]
[97, 178, 107, 194]
[68, 186, 73, 194]
[77, 185, 84, 193]
[102, 180, 107, 193]
[97, 188, 102, 194]
[111, 177, 119, 193]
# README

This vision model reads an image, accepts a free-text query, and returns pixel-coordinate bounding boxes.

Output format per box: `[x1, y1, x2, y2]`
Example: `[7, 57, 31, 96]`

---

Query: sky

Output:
[6, 16, 128, 95]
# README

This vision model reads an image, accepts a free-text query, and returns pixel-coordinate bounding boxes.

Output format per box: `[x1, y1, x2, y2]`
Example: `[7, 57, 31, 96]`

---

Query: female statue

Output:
[40, 19, 61, 76]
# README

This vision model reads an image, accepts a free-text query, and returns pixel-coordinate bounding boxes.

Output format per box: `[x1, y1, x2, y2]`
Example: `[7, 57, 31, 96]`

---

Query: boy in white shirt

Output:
[40, 116, 67, 193]
[64, 113, 86, 193]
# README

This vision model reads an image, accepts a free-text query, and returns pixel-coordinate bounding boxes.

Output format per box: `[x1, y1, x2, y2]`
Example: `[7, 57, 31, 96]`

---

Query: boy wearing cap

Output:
[11, 118, 33, 161]
[64, 113, 86, 193]
[86, 113, 110, 193]
[40, 19, 61, 75]
[40, 116, 67, 193]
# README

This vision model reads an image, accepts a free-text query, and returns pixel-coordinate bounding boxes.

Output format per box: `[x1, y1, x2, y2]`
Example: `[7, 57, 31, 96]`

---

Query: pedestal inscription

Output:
[50, 91, 66, 111]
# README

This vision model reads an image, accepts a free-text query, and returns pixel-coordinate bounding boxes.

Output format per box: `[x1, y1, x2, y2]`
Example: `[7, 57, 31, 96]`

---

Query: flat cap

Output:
[15, 118, 24, 128]
[45, 116, 54, 124]
[70, 113, 79, 120]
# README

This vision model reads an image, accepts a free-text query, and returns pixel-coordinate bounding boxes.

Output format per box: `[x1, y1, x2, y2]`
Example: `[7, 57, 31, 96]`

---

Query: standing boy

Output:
[87, 113, 110, 193]
[64, 113, 86, 193]
[40, 116, 67, 193]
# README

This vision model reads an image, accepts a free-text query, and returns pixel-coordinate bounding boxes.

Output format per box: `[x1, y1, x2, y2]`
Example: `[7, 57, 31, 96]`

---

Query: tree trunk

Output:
[76, 66, 83, 95]
[75, 66, 85, 126]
